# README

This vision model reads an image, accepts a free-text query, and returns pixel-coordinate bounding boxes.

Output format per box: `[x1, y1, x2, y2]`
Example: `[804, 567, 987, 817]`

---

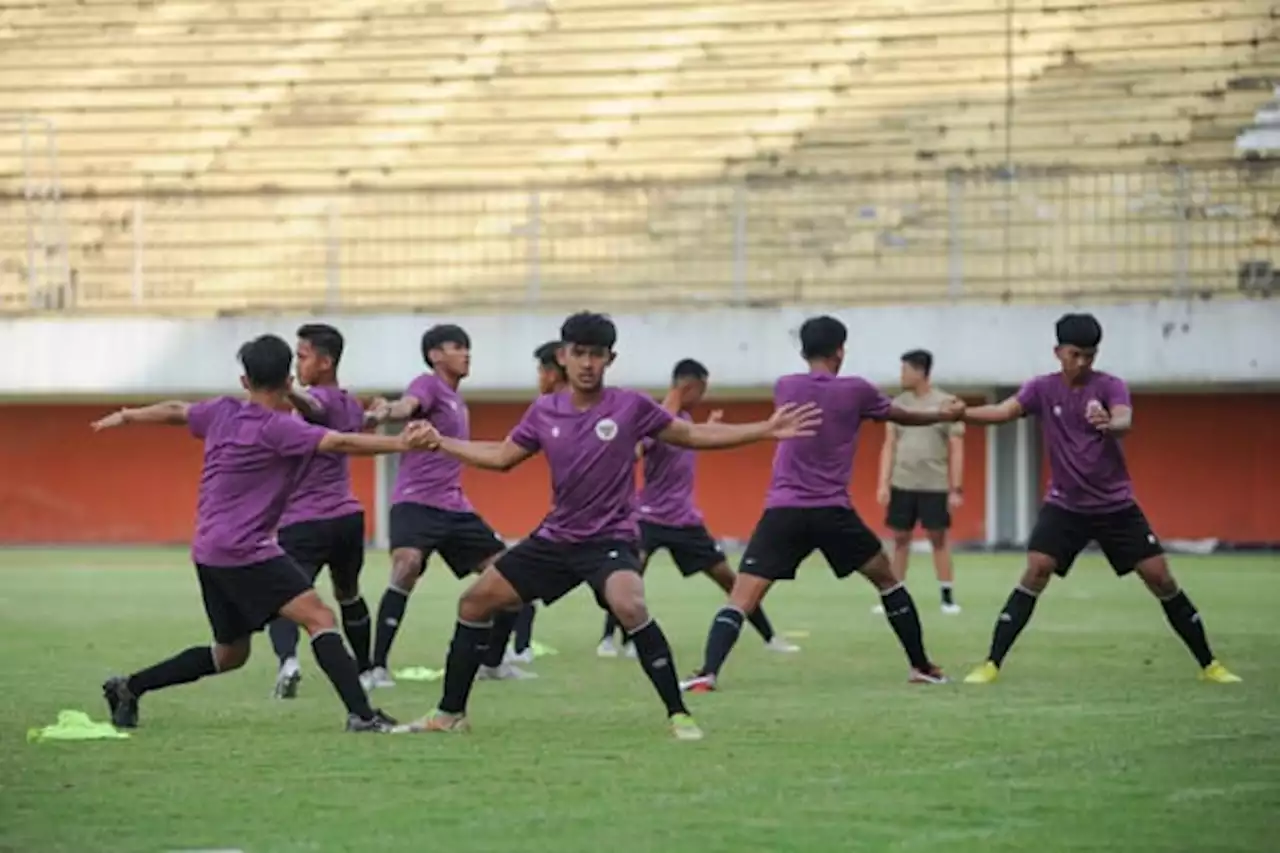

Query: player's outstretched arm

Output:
[288, 388, 326, 424]
[366, 394, 421, 426]
[91, 401, 191, 430]
[316, 421, 437, 456]
[435, 436, 536, 472]
[888, 396, 967, 426]
[658, 402, 822, 450]
[961, 396, 1023, 425]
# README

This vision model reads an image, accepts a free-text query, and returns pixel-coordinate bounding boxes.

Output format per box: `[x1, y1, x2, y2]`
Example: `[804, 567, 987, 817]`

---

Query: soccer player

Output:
[364, 324, 531, 687]
[874, 349, 965, 614]
[397, 312, 821, 740]
[597, 358, 799, 658]
[681, 316, 961, 693]
[94, 334, 432, 732]
[264, 324, 374, 699]
[960, 313, 1241, 685]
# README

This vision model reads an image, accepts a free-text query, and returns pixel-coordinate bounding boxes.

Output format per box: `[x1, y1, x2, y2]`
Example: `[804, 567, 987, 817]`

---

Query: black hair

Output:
[560, 311, 616, 349]
[900, 348, 933, 376]
[296, 323, 344, 368]
[421, 324, 471, 366]
[799, 315, 847, 359]
[672, 358, 709, 383]
[534, 340, 567, 377]
[1055, 313, 1103, 348]
[237, 334, 293, 391]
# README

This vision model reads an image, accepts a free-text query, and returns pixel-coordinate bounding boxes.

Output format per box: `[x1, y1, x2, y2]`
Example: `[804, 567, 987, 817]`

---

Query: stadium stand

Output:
[0, 0, 1276, 313]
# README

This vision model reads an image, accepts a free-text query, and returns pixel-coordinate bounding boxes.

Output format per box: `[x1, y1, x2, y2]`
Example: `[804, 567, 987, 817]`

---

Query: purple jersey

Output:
[279, 385, 365, 528]
[188, 396, 328, 567]
[637, 411, 703, 527]
[391, 372, 473, 513]
[1016, 371, 1134, 513]
[764, 371, 893, 509]
[510, 387, 674, 543]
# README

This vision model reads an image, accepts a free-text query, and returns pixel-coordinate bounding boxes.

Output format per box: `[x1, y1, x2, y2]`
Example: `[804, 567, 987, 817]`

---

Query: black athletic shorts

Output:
[1027, 502, 1164, 577]
[196, 556, 314, 645]
[278, 511, 366, 593]
[640, 521, 725, 576]
[389, 502, 506, 578]
[496, 536, 641, 607]
[885, 487, 951, 532]
[740, 506, 884, 582]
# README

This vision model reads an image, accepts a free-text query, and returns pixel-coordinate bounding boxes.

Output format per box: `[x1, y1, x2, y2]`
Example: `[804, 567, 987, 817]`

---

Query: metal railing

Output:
[2, 163, 1276, 314]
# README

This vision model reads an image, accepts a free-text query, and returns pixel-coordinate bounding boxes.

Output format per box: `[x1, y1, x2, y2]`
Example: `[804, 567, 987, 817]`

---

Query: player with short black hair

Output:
[875, 347, 966, 614]
[597, 358, 799, 659]
[681, 315, 960, 693]
[263, 324, 376, 699]
[961, 313, 1241, 684]
[94, 334, 432, 732]
[397, 311, 820, 740]
[364, 324, 533, 688]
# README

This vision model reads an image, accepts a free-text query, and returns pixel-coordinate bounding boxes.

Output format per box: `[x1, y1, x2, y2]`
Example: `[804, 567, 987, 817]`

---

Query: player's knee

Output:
[925, 529, 947, 550]
[299, 604, 338, 635]
[892, 530, 913, 549]
[1021, 557, 1055, 591]
[1135, 558, 1176, 597]
[611, 597, 649, 631]
[389, 550, 424, 590]
[214, 639, 251, 672]
[860, 552, 899, 590]
[457, 577, 509, 623]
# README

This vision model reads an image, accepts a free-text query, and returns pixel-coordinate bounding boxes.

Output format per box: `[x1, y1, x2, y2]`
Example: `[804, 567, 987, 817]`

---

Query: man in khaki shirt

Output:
[876, 350, 965, 614]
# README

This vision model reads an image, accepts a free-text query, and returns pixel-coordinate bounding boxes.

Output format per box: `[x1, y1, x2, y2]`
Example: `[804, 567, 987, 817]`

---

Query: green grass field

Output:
[2, 548, 1277, 853]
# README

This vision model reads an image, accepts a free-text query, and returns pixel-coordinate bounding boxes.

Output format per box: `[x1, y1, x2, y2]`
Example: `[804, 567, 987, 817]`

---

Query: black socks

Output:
[482, 610, 519, 668]
[438, 620, 492, 715]
[339, 597, 373, 673]
[988, 586, 1038, 666]
[372, 586, 409, 669]
[699, 606, 745, 677]
[311, 630, 374, 719]
[1160, 589, 1214, 667]
[628, 620, 688, 717]
[127, 646, 218, 697]
[880, 585, 932, 671]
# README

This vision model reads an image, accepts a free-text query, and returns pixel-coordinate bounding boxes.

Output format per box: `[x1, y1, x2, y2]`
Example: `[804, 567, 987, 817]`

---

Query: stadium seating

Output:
[0, 0, 1275, 313]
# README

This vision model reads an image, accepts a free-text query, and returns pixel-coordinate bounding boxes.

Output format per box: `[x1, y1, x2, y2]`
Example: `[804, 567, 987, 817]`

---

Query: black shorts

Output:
[640, 521, 725, 576]
[278, 511, 365, 593]
[740, 506, 884, 582]
[885, 487, 951, 532]
[496, 537, 641, 607]
[389, 502, 506, 578]
[196, 557, 314, 645]
[1027, 502, 1165, 577]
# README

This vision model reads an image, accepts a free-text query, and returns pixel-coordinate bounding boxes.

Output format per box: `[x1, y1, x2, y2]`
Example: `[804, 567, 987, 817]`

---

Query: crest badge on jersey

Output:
[594, 418, 619, 442]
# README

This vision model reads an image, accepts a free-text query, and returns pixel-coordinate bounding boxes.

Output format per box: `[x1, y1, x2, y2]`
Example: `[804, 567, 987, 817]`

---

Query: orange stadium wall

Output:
[0, 394, 1276, 545]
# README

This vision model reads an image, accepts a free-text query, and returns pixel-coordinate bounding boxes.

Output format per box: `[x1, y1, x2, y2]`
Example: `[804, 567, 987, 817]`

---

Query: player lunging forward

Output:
[598, 358, 798, 658]
[962, 313, 1241, 685]
[682, 316, 960, 693]
[365, 325, 530, 688]
[96, 335, 431, 732]
[399, 312, 820, 740]
[266, 324, 376, 698]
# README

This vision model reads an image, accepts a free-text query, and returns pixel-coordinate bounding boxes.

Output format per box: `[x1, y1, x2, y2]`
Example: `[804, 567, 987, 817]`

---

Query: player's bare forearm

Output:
[962, 397, 1023, 425]
[877, 434, 895, 492]
[436, 437, 532, 472]
[948, 437, 965, 490]
[1105, 405, 1133, 436]
[288, 388, 326, 423]
[659, 418, 769, 450]
[121, 401, 191, 426]
[888, 406, 952, 427]
[372, 395, 421, 424]
[318, 432, 408, 456]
